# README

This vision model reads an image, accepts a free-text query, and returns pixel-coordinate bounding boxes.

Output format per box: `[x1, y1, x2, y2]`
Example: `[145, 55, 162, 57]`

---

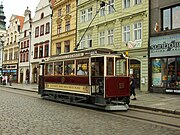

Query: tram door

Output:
[91, 57, 104, 95]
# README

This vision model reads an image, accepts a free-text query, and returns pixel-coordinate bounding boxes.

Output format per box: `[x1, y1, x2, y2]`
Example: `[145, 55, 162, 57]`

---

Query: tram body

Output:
[38, 48, 130, 110]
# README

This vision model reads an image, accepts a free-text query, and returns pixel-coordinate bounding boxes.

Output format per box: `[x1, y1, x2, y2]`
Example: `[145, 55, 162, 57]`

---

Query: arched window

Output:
[41, 13, 44, 19]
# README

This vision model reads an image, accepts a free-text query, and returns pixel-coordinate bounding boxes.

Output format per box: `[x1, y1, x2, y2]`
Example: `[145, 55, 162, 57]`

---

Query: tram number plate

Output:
[119, 83, 124, 89]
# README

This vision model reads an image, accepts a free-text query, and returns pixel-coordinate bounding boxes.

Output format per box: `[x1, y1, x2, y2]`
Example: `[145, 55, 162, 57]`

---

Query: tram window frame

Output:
[45, 62, 54, 75]
[107, 57, 114, 76]
[54, 61, 63, 75]
[64, 60, 75, 75]
[76, 59, 89, 76]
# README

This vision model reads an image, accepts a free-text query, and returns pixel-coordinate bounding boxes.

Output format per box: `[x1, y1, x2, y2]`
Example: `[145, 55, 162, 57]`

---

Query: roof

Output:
[16, 15, 24, 30]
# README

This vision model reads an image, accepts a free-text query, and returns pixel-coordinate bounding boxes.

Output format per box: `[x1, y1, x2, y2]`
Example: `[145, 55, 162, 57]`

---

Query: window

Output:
[100, 5, 106, 16]
[21, 42, 23, 48]
[24, 30, 27, 37]
[39, 46, 43, 58]
[124, 0, 130, 8]
[107, 57, 114, 75]
[134, 0, 142, 5]
[35, 27, 39, 37]
[40, 25, 44, 36]
[24, 41, 26, 48]
[123, 25, 130, 42]
[57, 24, 62, 34]
[58, 9, 62, 17]
[46, 23, 50, 34]
[41, 13, 44, 19]
[23, 53, 25, 62]
[64, 60, 74, 75]
[108, 0, 114, 14]
[34, 47, 38, 58]
[45, 44, 49, 57]
[133, 22, 142, 40]
[87, 34, 92, 47]
[20, 53, 23, 62]
[99, 31, 105, 46]
[77, 59, 89, 76]
[65, 21, 70, 31]
[54, 62, 63, 75]
[14, 52, 18, 60]
[9, 52, 13, 60]
[45, 63, 53, 75]
[66, 4, 70, 13]
[108, 29, 114, 45]
[80, 36, 85, 49]
[80, 10, 86, 23]
[64, 40, 70, 53]
[26, 52, 29, 62]
[27, 40, 29, 47]
[87, 8, 92, 21]
[56, 42, 61, 54]
[162, 5, 180, 30]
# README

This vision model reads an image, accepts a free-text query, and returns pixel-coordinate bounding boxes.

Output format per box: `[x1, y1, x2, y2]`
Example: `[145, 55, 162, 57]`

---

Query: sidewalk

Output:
[0, 83, 180, 115]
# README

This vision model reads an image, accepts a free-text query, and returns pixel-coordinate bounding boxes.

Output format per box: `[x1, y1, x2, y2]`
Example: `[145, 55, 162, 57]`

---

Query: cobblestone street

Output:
[0, 89, 180, 135]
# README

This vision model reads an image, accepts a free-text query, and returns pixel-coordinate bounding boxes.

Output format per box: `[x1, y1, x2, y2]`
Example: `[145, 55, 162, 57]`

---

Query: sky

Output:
[2, 0, 40, 28]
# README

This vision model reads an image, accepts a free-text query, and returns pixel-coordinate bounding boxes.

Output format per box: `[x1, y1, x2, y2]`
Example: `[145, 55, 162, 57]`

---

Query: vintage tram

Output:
[38, 48, 130, 110]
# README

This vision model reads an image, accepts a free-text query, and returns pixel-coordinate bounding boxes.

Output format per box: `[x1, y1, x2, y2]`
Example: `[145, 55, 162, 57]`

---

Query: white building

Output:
[30, 0, 52, 83]
[18, 7, 32, 83]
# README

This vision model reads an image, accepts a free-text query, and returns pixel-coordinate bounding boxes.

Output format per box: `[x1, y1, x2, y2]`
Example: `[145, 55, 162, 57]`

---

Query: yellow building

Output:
[77, 0, 149, 91]
[3, 15, 24, 83]
[51, 0, 77, 55]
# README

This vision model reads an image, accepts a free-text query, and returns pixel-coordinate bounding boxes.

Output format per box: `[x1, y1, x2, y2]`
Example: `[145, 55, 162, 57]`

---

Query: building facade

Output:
[3, 15, 24, 83]
[18, 7, 32, 83]
[77, 0, 149, 91]
[0, 2, 6, 78]
[51, 0, 77, 56]
[149, 0, 180, 93]
[30, 0, 52, 83]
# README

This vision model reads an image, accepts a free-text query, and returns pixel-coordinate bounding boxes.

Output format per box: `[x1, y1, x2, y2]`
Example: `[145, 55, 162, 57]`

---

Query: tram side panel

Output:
[42, 76, 91, 95]
[105, 77, 130, 98]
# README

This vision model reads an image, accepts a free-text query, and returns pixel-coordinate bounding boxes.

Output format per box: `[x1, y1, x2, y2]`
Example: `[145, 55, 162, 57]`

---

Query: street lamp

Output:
[38, 59, 45, 94]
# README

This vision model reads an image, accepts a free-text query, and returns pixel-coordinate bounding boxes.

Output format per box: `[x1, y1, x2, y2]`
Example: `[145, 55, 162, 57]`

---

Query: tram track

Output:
[1, 87, 180, 130]
[110, 108, 180, 130]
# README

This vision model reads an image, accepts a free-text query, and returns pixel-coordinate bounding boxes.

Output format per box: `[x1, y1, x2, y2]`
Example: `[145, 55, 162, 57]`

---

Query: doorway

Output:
[130, 60, 140, 89]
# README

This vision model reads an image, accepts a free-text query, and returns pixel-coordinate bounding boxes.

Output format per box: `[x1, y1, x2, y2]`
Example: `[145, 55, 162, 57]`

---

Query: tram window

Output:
[91, 57, 104, 76]
[45, 63, 53, 75]
[54, 62, 63, 75]
[115, 58, 126, 76]
[64, 60, 74, 75]
[107, 57, 114, 75]
[76, 59, 89, 76]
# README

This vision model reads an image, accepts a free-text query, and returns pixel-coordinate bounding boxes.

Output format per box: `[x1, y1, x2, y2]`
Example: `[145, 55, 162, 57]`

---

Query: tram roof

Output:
[49, 48, 121, 61]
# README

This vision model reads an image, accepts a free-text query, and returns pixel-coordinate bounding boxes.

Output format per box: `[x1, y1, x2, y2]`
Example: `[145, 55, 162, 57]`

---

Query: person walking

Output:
[9, 75, 13, 86]
[130, 74, 137, 100]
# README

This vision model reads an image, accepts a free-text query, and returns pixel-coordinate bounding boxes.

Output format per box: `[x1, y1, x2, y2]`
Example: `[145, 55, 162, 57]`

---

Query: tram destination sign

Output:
[50, 50, 99, 61]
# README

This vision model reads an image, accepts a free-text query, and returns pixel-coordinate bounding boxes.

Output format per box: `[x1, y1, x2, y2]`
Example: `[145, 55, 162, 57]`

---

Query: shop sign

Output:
[150, 34, 180, 57]
[166, 89, 180, 94]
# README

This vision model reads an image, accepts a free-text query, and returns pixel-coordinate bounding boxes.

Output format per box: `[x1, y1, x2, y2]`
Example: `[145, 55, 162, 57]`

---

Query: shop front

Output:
[149, 34, 180, 93]
[2, 64, 18, 83]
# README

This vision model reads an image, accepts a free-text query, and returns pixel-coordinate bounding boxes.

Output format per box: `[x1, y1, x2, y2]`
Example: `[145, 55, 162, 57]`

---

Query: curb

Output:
[130, 104, 180, 115]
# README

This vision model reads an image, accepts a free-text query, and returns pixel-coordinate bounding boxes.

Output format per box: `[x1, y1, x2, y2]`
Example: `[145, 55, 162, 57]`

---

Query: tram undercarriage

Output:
[41, 90, 129, 111]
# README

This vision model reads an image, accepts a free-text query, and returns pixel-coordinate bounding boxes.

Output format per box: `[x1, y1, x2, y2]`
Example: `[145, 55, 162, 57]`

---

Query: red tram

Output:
[38, 48, 130, 110]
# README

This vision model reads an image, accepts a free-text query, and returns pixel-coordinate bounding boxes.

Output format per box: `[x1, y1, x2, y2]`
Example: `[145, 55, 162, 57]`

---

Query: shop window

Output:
[177, 57, 180, 88]
[151, 58, 167, 87]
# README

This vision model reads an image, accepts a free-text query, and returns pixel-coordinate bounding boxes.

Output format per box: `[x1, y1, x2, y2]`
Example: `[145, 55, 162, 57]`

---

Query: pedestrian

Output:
[9, 75, 12, 86]
[130, 74, 137, 100]
[25, 76, 29, 85]
[2, 76, 6, 85]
